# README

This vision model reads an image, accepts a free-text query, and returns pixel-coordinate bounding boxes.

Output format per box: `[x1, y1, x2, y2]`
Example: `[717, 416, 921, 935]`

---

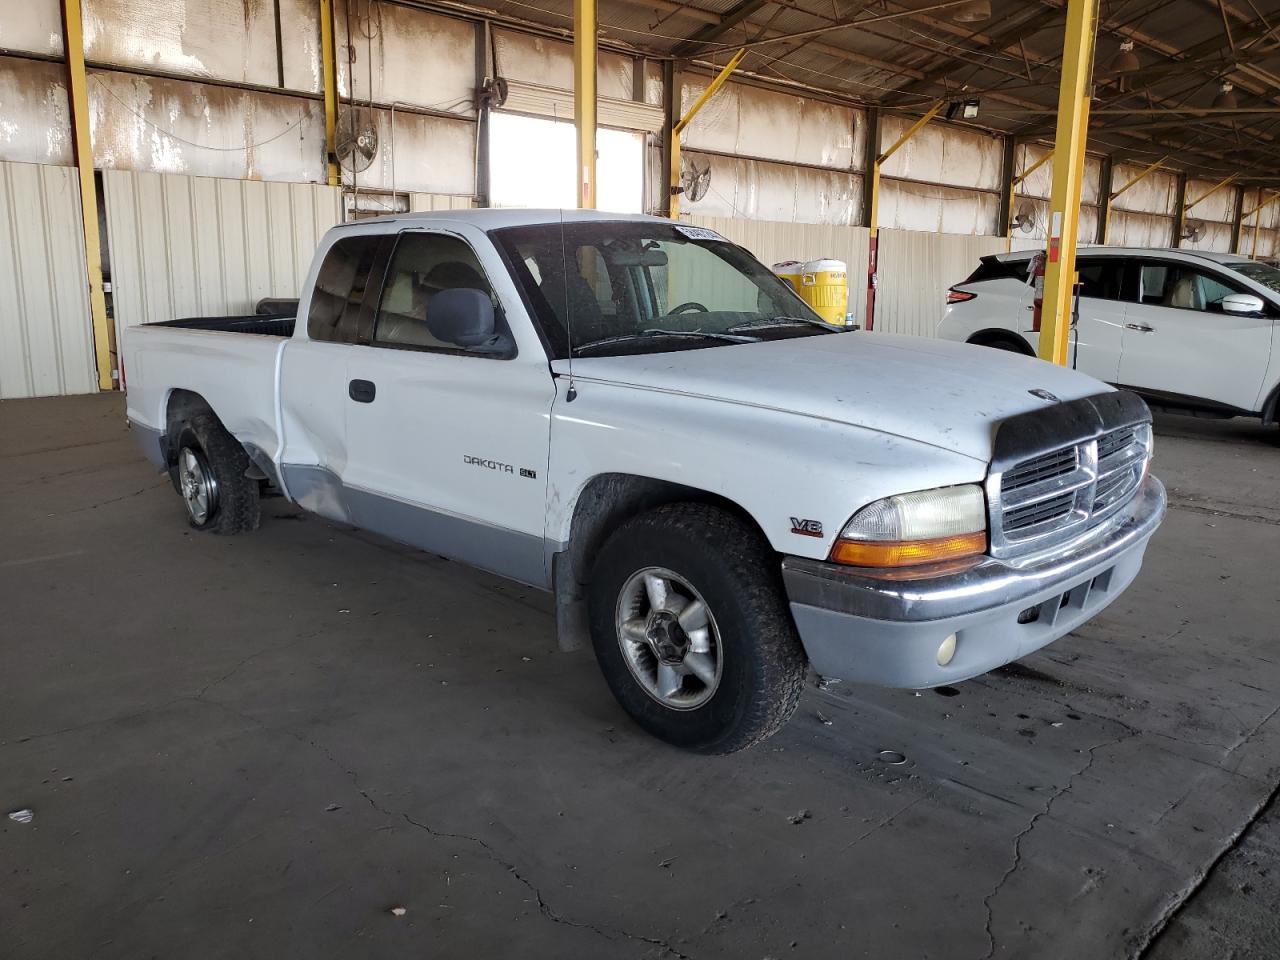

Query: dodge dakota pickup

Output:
[123, 210, 1166, 753]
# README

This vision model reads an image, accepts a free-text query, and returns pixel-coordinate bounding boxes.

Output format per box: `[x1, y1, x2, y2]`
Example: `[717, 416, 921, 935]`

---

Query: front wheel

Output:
[588, 503, 807, 753]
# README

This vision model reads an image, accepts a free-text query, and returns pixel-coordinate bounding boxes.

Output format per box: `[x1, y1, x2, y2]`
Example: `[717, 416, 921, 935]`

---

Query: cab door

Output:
[1116, 260, 1275, 413]
[340, 228, 556, 588]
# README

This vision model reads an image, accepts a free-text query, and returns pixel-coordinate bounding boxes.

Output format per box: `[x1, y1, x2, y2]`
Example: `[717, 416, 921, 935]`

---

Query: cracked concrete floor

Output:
[1, 395, 1278, 960]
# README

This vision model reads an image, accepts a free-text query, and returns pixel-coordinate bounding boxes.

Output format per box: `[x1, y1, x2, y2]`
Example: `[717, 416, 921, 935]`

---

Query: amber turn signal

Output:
[829, 531, 988, 568]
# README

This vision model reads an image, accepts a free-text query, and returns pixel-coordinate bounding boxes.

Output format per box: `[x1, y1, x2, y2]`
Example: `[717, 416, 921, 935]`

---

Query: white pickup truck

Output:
[123, 210, 1166, 753]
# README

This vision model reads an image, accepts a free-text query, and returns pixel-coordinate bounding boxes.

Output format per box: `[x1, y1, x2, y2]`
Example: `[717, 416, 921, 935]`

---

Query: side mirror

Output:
[1220, 292, 1265, 315]
[426, 288, 497, 347]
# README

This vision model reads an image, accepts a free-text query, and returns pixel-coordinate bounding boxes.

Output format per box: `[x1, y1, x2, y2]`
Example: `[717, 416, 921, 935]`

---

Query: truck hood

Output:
[555, 332, 1109, 462]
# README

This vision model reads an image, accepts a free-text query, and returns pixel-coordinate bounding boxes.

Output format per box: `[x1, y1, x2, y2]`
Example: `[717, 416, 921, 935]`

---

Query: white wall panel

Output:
[0, 0, 65, 55]
[0, 57, 73, 166]
[1011, 143, 1102, 206]
[874, 229, 1010, 338]
[343, 108, 475, 196]
[409, 193, 475, 211]
[90, 70, 326, 182]
[83, 0, 280, 87]
[0, 161, 97, 399]
[335, 1, 476, 117]
[1111, 162, 1178, 214]
[879, 117, 1002, 192]
[1107, 210, 1175, 248]
[878, 178, 999, 235]
[679, 78, 861, 172]
[493, 29, 634, 102]
[684, 214, 871, 326]
[103, 171, 340, 341]
[1183, 178, 1236, 224]
[681, 150, 862, 226]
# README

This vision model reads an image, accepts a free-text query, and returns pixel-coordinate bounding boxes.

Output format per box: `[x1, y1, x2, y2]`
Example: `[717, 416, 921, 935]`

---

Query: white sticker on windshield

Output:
[673, 225, 727, 242]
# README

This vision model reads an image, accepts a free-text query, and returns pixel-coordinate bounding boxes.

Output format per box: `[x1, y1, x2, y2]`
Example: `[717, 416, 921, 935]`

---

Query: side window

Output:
[1139, 262, 1171, 305]
[1076, 258, 1124, 300]
[372, 232, 501, 353]
[1141, 262, 1247, 312]
[307, 235, 382, 343]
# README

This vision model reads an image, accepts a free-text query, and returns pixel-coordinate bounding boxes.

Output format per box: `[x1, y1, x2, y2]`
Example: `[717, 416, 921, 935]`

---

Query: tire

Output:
[587, 502, 807, 754]
[169, 413, 261, 535]
[976, 337, 1026, 354]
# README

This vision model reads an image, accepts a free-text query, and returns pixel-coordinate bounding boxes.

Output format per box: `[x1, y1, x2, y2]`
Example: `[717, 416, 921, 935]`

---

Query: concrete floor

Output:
[1, 394, 1277, 960]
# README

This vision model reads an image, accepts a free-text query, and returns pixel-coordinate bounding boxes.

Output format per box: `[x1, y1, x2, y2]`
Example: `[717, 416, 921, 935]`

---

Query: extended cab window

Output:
[372, 233, 506, 355]
[308, 235, 382, 343]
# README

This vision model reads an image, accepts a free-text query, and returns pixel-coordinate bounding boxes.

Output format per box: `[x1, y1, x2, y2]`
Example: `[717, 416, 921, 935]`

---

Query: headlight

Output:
[830, 484, 987, 568]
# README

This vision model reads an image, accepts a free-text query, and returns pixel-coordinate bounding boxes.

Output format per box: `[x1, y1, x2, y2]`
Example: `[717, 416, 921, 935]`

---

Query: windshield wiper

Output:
[726, 316, 839, 333]
[572, 328, 758, 355]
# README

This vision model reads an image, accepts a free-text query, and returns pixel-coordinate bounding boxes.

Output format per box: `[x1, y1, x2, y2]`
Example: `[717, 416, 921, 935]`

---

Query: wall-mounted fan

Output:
[679, 155, 711, 203]
[336, 105, 379, 174]
[1181, 218, 1207, 243]
[1011, 202, 1040, 235]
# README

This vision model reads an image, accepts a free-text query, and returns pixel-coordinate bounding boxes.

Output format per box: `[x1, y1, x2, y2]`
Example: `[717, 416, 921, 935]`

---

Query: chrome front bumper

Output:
[782, 475, 1166, 688]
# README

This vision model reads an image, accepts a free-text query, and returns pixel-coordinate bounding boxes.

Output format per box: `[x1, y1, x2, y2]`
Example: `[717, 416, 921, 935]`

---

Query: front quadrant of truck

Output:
[122, 209, 1166, 754]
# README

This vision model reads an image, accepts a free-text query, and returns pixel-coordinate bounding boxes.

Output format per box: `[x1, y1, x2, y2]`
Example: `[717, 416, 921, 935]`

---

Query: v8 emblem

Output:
[790, 517, 823, 538]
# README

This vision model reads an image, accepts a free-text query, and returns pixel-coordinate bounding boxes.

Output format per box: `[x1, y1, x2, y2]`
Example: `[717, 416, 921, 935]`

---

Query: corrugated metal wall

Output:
[103, 171, 341, 338]
[0, 160, 97, 399]
[874, 229, 1012, 338]
[685, 214, 871, 326]
[409, 193, 476, 211]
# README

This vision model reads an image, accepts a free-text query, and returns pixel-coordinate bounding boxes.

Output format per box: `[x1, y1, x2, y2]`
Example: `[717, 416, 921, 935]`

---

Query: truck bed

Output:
[158, 315, 296, 337]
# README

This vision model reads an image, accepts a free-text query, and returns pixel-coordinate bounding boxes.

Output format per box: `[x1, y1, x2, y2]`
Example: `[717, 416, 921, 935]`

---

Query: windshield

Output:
[1229, 260, 1280, 296]
[490, 221, 836, 358]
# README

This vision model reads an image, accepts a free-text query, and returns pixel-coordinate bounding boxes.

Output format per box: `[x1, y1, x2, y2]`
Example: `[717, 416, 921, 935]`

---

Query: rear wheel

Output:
[588, 503, 807, 753]
[170, 414, 260, 534]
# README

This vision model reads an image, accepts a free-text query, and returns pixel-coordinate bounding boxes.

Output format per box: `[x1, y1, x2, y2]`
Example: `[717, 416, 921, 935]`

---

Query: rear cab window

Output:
[307, 235, 384, 343]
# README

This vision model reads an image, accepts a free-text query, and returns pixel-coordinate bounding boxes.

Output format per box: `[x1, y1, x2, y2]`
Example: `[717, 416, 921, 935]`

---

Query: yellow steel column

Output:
[1005, 148, 1054, 252]
[574, 0, 597, 209]
[669, 49, 746, 220]
[320, 0, 340, 187]
[866, 102, 943, 330]
[1039, 0, 1099, 366]
[61, 0, 114, 391]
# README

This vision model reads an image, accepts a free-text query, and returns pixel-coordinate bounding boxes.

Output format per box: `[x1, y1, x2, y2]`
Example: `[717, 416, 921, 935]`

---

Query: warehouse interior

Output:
[3, 1, 1280, 958]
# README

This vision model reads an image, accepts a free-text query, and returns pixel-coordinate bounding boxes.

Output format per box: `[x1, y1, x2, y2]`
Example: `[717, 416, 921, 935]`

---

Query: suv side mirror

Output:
[426, 288, 499, 348]
[1220, 292, 1265, 315]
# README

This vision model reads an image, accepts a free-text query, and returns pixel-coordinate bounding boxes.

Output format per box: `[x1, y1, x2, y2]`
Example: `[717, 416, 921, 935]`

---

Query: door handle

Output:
[348, 379, 376, 403]
[1124, 322, 1154, 333]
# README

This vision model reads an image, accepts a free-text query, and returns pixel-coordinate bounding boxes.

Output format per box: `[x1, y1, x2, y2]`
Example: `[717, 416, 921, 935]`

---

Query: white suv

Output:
[938, 247, 1280, 425]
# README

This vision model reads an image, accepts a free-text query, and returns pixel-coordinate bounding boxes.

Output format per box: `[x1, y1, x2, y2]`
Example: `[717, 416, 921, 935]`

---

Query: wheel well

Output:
[967, 328, 1035, 356]
[550, 473, 771, 653]
[163, 389, 217, 466]
[1262, 381, 1280, 426]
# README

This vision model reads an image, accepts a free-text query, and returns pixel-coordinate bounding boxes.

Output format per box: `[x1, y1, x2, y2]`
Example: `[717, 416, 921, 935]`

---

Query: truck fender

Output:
[551, 473, 772, 653]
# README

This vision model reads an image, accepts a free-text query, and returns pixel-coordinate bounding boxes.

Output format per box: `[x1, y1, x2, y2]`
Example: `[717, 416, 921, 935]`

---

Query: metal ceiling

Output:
[466, 0, 1280, 183]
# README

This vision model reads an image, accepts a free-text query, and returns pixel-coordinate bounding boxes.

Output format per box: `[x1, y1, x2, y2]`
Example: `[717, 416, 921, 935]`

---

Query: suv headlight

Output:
[830, 484, 988, 568]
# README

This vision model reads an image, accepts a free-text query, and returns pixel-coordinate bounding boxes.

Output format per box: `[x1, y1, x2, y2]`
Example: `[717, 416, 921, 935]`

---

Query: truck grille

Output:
[987, 423, 1152, 558]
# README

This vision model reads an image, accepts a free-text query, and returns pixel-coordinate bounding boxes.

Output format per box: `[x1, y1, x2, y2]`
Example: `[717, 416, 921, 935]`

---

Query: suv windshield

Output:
[491, 221, 837, 358]
[1229, 260, 1280, 296]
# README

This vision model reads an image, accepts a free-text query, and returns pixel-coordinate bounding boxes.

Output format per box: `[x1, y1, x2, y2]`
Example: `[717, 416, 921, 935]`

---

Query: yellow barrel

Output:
[772, 258, 849, 325]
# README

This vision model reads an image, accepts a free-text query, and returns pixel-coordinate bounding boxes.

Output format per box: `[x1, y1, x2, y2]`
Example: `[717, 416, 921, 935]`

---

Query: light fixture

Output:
[1213, 81, 1238, 109]
[951, 0, 991, 22]
[1109, 39, 1140, 74]
[962, 98, 980, 119]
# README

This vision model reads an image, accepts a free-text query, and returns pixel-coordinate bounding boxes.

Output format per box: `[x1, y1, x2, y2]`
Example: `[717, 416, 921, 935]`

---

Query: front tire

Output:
[588, 503, 807, 753]
[170, 413, 261, 535]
